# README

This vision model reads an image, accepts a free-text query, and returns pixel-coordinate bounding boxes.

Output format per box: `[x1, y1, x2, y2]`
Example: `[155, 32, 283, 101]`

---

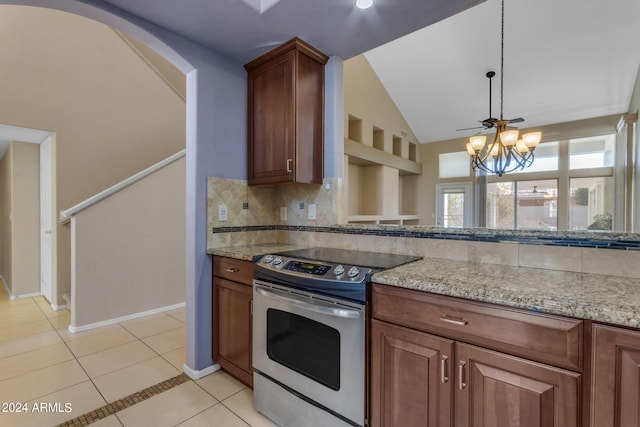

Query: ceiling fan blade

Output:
[456, 125, 486, 131]
[508, 117, 525, 124]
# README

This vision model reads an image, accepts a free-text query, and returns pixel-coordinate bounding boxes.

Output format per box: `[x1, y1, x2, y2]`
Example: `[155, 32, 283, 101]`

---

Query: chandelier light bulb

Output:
[516, 139, 529, 153]
[466, 142, 476, 155]
[499, 129, 519, 146]
[469, 135, 487, 151]
[355, 0, 374, 9]
[490, 143, 500, 157]
[522, 131, 541, 148]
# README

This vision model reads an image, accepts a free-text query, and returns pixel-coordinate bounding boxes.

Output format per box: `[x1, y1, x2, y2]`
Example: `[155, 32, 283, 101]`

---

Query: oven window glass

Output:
[266, 308, 340, 390]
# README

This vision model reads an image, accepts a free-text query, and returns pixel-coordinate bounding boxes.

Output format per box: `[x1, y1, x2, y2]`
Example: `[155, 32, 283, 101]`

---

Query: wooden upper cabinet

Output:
[245, 38, 328, 185]
[591, 324, 640, 427]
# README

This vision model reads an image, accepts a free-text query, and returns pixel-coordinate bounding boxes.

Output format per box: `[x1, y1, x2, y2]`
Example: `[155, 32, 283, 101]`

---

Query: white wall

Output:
[71, 157, 185, 329]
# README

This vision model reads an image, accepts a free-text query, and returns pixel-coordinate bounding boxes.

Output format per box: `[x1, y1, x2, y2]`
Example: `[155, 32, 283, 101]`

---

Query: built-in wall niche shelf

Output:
[344, 139, 421, 176]
[345, 115, 422, 225]
[347, 215, 420, 226]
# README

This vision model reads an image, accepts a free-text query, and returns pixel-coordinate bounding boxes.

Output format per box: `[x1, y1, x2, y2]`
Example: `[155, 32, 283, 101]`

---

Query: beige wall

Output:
[343, 55, 419, 147]
[0, 144, 12, 290]
[71, 157, 185, 329]
[0, 6, 186, 304]
[0, 141, 40, 296]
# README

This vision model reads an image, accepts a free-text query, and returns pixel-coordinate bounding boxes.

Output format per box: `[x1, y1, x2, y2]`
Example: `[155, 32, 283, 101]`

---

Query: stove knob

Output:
[273, 257, 283, 265]
[263, 255, 274, 264]
[334, 264, 345, 276]
[347, 266, 360, 278]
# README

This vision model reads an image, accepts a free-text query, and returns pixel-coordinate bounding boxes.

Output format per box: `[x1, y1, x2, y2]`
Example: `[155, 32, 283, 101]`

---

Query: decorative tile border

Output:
[212, 224, 640, 251]
[57, 373, 191, 427]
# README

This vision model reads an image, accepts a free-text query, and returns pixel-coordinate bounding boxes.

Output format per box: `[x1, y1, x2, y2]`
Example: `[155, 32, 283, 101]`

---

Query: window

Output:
[484, 135, 616, 231]
[436, 183, 472, 228]
[486, 180, 558, 230]
[569, 177, 613, 230]
[439, 151, 470, 179]
[570, 135, 615, 169]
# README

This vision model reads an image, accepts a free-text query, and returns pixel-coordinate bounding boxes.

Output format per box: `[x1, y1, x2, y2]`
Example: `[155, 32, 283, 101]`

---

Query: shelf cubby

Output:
[393, 135, 402, 157]
[348, 115, 363, 143]
[373, 126, 385, 151]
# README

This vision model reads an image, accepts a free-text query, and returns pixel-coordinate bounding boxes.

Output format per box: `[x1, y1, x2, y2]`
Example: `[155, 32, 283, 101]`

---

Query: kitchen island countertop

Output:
[209, 244, 640, 328]
[372, 257, 640, 328]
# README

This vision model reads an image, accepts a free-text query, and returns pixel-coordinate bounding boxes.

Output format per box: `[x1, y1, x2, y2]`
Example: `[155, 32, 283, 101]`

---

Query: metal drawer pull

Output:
[286, 158, 293, 173]
[225, 268, 240, 273]
[441, 355, 449, 383]
[440, 315, 468, 326]
[458, 360, 466, 390]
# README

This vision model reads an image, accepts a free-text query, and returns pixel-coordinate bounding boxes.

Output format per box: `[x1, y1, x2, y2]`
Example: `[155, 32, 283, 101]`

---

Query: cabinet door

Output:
[455, 343, 580, 427]
[213, 277, 253, 387]
[592, 324, 640, 427]
[247, 50, 295, 185]
[371, 319, 454, 427]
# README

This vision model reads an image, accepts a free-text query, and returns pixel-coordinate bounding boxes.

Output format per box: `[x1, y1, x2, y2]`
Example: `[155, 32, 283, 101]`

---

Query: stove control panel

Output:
[256, 254, 371, 284]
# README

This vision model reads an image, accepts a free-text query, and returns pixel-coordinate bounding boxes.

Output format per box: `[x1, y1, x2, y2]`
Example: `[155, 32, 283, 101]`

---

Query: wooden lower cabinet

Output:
[591, 324, 640, 427]
[371, 284, 583, 427]
[455, 343, 580, 427]
[212, 257, 253, 388]
[371, 319, 454, 427]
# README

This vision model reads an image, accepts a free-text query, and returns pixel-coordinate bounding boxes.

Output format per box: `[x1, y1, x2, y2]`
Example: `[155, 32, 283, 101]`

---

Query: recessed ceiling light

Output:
[355, 0, 374, 10]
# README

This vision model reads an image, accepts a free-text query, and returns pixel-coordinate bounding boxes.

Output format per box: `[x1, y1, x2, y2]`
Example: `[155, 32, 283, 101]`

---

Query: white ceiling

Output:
[365, 0, 640, 143]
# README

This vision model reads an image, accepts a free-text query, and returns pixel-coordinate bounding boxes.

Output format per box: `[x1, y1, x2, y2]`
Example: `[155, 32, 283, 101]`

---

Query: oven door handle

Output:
[255, 286, 361, 319]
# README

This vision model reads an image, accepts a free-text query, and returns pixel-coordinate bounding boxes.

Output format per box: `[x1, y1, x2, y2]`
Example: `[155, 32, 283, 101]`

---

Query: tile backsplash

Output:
[207, 177, 343, 247]
[207, 177, 640, 280]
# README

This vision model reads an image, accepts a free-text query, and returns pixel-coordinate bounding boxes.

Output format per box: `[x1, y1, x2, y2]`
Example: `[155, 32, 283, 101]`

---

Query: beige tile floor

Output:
[0, 286, 275, 426]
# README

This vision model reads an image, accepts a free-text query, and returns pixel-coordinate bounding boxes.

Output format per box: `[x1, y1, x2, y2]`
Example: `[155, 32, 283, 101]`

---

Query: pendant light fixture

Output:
[464, 0, 542, 177]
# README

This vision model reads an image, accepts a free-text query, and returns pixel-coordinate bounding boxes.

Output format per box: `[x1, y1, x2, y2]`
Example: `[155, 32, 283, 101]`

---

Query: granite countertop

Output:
[207, 243, 306, 261]
[372, 258, 640, 328]
[209, 244, 640, 328]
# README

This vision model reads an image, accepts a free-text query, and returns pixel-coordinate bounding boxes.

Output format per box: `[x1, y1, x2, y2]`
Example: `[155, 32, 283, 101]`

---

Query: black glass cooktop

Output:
[274, 247, 422, 272]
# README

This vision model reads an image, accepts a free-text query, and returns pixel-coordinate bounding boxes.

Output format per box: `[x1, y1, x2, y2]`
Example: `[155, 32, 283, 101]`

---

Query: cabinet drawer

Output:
[372, 284, 583, 371]
[213, 256, 254, 286]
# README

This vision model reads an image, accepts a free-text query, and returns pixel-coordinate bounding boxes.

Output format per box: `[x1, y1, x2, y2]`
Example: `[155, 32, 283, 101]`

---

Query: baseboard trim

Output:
[51, 302, 68, 311]
[183, 363, 220, 380]
[1, 275, 43, 300]
[68, 301, 186, 333]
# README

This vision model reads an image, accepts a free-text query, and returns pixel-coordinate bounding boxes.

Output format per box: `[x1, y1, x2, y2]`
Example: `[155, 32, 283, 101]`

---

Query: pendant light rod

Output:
[464, 0, 543, 177]
[500, 0, 504, 120]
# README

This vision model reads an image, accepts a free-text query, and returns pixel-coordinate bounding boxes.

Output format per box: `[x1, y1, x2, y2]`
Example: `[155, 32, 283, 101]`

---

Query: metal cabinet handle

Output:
[225, 268, 240, 273]
[458, 360, 466, 390]
[286, 158, 293, 173]
[440, 314, 468, 326]
[441, 355, 449, 384]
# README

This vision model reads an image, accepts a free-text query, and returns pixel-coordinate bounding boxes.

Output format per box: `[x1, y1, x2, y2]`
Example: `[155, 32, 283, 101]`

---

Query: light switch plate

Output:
[308, 204, 316, 220]
[280, 207, 287, 221]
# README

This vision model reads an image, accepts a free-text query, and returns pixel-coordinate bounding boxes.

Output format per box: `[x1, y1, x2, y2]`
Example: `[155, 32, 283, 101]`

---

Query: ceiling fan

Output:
[456, 71, 525, 132]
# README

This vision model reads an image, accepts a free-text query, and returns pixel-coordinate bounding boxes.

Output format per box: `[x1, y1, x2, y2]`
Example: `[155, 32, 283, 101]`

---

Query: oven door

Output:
[253, 279, 365, 425]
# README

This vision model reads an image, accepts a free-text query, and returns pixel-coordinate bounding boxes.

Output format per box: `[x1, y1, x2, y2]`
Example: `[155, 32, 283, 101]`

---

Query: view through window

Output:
[484, 134, 615, 231]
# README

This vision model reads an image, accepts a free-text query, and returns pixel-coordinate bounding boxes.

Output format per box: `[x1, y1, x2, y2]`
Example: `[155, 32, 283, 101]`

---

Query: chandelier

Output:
[463, 0, 542, 177]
